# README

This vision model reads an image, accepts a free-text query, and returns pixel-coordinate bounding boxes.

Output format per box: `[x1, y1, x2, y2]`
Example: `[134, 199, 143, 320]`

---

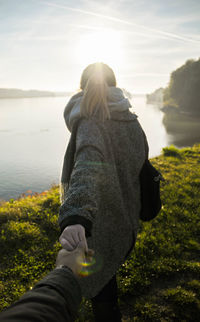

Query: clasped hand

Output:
[59, 224, 88, 252]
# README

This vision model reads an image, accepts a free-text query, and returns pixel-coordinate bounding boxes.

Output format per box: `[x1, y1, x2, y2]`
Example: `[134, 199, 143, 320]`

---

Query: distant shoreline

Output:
[0, 88, 72, 99]
[0, 95, 68, 99]
[0, 88, 145, 99]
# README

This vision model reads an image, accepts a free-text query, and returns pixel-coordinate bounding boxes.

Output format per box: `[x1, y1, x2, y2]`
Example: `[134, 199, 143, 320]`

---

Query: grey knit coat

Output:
[59, 90, 148, 299]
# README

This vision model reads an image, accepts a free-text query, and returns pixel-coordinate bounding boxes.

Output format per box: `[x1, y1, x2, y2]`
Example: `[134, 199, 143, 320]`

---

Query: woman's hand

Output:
[59, 224, 88, 252]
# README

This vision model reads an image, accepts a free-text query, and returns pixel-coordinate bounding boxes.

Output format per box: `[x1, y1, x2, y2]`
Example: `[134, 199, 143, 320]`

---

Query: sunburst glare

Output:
[75, 29, 124, 71]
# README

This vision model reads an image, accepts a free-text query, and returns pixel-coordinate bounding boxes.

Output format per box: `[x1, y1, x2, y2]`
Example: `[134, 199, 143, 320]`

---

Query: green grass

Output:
[0, 144, 200, 321]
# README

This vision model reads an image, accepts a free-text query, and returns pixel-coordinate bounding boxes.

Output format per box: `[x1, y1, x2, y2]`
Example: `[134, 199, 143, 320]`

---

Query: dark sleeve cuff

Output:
[59, 215, 92, 237]
[34, 268, 81, 311]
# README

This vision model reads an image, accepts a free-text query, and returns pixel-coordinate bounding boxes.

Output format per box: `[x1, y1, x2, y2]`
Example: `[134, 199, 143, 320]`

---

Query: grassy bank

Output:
[0, 145, 200, 321]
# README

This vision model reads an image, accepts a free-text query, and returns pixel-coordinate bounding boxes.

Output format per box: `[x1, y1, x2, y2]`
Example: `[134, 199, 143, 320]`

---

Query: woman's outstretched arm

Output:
[59, 119, 106, 238]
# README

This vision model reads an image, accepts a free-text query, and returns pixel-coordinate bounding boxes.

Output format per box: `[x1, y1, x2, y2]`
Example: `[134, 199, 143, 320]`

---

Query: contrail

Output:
[31, 19, 176, 42]
[62, 24, 179, 42]
[40, 0, 200, 45]
[4, 21, 170, 42]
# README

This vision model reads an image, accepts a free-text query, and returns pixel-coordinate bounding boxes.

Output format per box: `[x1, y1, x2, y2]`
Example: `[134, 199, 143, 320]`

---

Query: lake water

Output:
[0, 95, 194, 201]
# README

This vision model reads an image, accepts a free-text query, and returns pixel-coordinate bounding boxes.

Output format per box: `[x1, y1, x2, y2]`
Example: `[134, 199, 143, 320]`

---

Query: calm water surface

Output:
[0, 95, 182, 201]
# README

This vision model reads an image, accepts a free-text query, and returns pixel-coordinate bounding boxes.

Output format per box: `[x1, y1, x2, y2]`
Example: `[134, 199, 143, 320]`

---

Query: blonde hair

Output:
[80, 63, 116, 121]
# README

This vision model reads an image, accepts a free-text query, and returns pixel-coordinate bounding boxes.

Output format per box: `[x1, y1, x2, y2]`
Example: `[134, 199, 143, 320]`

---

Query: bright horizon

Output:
[0, 0, 200, 94]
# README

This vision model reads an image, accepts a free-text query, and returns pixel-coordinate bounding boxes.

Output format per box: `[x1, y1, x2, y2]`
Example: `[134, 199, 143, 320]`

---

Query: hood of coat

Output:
[64, 87, 137, 131]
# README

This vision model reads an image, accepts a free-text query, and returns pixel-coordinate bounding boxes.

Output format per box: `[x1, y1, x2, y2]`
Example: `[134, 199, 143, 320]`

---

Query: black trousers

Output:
[91, 275, 122, 322]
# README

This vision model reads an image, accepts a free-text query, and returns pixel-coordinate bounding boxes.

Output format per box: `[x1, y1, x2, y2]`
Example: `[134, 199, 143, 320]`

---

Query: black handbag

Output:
[139, 159, 164, 221]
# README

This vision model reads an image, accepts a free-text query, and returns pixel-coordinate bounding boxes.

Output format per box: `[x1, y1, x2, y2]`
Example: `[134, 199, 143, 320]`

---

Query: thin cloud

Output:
[40, 0, 200, 45]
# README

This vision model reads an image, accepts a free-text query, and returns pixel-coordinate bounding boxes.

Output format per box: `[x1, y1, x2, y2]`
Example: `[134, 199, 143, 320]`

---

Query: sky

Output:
[0, 0, 200, 94]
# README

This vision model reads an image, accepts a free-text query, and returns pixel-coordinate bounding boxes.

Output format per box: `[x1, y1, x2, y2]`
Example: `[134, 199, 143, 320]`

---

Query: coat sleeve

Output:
[142, 130, 149, 159]
[59, 119, 106, 237]
[0, 268, 81, 322]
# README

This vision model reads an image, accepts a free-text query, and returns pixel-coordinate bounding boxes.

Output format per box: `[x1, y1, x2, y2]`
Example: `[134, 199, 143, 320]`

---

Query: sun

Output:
[76, 29, 123, 71]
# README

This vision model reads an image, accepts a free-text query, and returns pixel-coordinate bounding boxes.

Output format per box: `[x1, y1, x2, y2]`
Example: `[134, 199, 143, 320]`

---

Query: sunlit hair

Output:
[80, 62, 117, 121]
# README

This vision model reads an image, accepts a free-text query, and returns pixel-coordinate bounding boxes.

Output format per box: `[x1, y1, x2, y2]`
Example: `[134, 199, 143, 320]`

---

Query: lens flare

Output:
[77, 252, 103, 277]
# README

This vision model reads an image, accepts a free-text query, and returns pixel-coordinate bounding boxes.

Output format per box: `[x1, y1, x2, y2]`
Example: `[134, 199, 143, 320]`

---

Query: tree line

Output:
[163, 58, 200, 115]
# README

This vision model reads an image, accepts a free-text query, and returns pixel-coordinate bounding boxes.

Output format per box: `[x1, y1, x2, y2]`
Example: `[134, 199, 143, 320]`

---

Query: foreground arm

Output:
[0, 268, 81, 322]
[0, 248, 84, 322]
